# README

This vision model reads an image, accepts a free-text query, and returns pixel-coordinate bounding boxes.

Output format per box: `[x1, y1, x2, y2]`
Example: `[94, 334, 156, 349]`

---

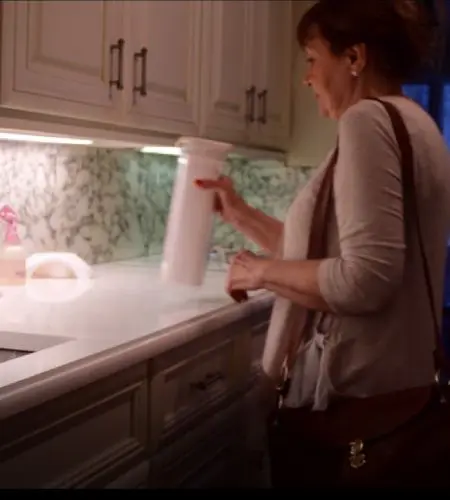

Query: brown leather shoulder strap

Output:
[308, 147, 338, 260]
[282, 148, 338, 381]
[367, 97, 445, 376]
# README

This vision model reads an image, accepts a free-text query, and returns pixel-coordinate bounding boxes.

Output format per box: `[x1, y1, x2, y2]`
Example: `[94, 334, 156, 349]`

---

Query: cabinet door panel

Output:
[253, 0, 292, 150]
[150, 400, 244, 488]
[2, 1, 124, 121]
[128, 0, 202, 135]
[199, 0, 253, 144]
[0, 365, 147, 489]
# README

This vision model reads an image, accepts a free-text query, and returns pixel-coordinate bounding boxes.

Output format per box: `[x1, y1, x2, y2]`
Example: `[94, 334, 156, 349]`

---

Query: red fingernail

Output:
[230, 290, 249, 303]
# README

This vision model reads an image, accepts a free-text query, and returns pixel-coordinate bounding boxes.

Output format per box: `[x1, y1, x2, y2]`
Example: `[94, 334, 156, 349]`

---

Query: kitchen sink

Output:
[0, 331, 71, 364]
[0, 348, 33, 364]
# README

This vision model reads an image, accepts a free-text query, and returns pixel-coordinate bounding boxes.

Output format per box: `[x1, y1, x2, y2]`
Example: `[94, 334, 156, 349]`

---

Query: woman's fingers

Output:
[234, 250, 253, 263]
[213, 193, 223, 212]
[194, 178, 220, 189]
[229, 289, 249, 303]
[194, 175, 232, 190]
[194, 178, 225, 212]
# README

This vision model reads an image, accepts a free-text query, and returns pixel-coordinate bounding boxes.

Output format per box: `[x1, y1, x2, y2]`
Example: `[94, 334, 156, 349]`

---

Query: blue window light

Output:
[442, 84, 450, 147]
[402, 84, 431, 111]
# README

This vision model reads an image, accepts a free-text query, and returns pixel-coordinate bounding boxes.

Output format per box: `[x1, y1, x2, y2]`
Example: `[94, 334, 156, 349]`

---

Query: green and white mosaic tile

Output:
[0, 142, 314, 264]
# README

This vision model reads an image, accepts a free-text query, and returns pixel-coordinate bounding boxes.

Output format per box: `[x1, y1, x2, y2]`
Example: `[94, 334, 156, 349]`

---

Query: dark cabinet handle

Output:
[245, 85, 256, 123]
[109, 38, 125, 93]
[133, 47, 148, 97]
[190, 371, 225, 391]
[257, 89, 268, 124]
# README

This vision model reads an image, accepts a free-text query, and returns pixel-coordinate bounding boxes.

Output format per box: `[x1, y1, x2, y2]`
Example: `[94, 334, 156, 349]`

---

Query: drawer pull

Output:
[133, 47, 148, 97]
[245, 86, 256, 123]
[190, 371, 224, 391]
[109, 38, 125, 93]
[257, 89, 268, 124]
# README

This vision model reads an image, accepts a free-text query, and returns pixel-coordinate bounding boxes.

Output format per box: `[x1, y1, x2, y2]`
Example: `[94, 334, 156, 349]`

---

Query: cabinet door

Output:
[150, 400, 245, 488]
[199, 0, 254, 145]
[252, 0, 293, 150]
[0, 364, 148, 489]
[127, 0, 202, 136]
[1, 0, 124, 122]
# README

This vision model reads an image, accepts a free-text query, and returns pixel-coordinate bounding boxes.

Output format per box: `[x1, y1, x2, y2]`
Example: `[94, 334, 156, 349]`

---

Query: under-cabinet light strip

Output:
[140, 146, 181, 156]
[0, 133, 93, 145]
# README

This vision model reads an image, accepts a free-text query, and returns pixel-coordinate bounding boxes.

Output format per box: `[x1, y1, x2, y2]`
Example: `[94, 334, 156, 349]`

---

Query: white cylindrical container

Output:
[161, 137, 232, 286]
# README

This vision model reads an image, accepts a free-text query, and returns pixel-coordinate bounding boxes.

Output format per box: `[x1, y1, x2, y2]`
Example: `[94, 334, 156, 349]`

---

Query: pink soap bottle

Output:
[0, 205, 26, 285]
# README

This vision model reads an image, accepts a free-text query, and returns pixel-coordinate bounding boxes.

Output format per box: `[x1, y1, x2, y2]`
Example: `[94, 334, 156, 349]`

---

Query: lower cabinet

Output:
[0, 310, 271, 489]
[149, 399, 245, 488]
[146, 313, 270, 489]
[0, 364, 148, 489]
[105, 462, 150, 489]
[148, 320, 250, 453]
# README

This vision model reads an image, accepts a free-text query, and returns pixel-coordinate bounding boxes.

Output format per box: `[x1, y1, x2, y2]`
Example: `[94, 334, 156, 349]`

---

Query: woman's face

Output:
[303, 35, 357, 120]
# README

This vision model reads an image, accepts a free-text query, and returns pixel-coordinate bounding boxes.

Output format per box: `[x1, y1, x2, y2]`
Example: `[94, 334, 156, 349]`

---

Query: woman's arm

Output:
[262, 259, 331, 312]
[232, 203, 283, 256]
[259, 102, 406, 315]
[195, 177, 283, 256]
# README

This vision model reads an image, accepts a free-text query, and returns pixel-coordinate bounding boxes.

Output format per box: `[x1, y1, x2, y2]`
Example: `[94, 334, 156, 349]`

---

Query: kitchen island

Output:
[0, 257, 273, 489]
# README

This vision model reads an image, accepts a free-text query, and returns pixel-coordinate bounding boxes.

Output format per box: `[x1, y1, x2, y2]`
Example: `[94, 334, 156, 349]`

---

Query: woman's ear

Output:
[345, 43, 367, 75]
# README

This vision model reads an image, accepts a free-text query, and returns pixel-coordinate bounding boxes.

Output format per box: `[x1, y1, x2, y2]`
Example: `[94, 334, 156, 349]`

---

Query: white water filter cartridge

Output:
[161, 137, 232, 286]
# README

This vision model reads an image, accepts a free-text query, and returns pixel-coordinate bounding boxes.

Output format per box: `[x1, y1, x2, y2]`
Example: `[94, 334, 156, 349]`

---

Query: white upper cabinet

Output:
[199, 0, 293, 150]
[199, 0, 254, 144]
[1, 0, 125, 122]
[0, 0, 294, 152]
[1, 0, 201, 134]
[251, 0, 293, 150]
[126, 0, 203, 136]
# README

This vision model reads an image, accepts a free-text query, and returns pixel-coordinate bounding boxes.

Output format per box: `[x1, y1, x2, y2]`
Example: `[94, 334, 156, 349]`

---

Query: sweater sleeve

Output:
[318, 100, 406, 315]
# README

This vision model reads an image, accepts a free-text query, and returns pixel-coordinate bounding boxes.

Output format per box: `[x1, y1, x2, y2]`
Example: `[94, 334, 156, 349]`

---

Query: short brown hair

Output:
[297, 0, 434, 81]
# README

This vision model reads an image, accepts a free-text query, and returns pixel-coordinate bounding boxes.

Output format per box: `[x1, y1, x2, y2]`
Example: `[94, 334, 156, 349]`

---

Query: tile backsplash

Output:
[0, 142, 313, 264]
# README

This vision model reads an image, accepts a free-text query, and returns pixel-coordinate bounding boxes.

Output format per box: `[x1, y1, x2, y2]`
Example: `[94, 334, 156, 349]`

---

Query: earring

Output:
[351, 70, 359, 78]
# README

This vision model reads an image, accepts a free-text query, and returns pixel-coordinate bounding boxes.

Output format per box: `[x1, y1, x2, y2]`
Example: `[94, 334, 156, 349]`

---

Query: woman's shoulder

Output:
[338, 98, 399, 137]
[339, 96, 440, 138]
[338, 96, 447, 159]
[337, 99, 400, 155]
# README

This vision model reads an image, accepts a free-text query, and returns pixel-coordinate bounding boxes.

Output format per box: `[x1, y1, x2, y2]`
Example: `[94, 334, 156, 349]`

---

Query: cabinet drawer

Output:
[150, 400, 244, 488]
[149, 333, 244, 450]
[105, 461, 149, 489]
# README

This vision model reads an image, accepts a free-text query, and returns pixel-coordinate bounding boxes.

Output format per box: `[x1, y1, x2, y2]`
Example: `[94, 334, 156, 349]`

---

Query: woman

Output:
[196, 0, 450, 487]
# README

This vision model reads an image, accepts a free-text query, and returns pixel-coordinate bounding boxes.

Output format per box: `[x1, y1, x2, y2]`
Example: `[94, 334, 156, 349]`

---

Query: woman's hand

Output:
[194, 176, 247, 225]
[195, 175, 283, 256]
[226, 250, 271, 295]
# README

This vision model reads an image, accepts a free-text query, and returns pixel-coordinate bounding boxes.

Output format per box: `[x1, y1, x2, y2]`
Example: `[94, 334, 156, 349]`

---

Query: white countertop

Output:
[0, 257, 273, 419]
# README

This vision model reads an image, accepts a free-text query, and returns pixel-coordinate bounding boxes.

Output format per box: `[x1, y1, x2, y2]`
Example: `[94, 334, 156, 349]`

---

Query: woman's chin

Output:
[318, 105, 336, 120]
[318, 106, 329, 118]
